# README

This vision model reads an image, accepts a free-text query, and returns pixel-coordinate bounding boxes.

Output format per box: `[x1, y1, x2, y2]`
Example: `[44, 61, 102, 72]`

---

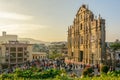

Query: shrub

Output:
[41, 69, 62, 79]
[55, 74, 73, 80]
[107, 70, 120, 77]
[0, 73, 14, 79]
[101, 65, 109, 73]
[14, 68, 23, 77]
[82, 67, 94, 77]
[0, 68, 64, 79]
[21, 69, 33, 78]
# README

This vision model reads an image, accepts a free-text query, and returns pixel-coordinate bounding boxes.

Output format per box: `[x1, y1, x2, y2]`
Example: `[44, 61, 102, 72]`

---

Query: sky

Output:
[0, 0, 119, 42]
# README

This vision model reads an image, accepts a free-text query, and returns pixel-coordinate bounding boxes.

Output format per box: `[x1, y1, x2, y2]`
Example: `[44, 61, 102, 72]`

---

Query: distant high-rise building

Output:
[67, 5, 106, 65]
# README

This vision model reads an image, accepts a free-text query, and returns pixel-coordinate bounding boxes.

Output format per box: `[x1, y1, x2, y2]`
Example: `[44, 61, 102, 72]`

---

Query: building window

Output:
[6, 47, 9, 50]
[24, 58, 27, 61]
[79, 51, 83, 62]
[10, 53, 16, 57]
[18, 53, 23, 57]
[24, 47, 27, 50]
[18, 58, 23, 62]
[10, 59, 16, 63]
[6, 59, 8, 62]
[24, 53, 27, 55]
[10, 47, 16, 52]
[119, 54, 120, 58]
[71, 52, 73, 56]
[80, 24, 82, 30]
[18, 47, 23, 52]
[91, 14, 94, 21]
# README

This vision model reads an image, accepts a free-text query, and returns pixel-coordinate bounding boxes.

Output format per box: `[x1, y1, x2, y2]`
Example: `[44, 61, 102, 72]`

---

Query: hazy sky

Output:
[0, 0, 119, 42]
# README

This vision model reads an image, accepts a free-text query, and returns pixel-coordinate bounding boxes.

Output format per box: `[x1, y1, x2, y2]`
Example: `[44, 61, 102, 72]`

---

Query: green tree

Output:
[49, 49, 62, 60]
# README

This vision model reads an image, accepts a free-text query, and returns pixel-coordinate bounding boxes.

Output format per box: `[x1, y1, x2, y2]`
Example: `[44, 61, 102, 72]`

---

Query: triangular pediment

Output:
[76, 4, 88, 15]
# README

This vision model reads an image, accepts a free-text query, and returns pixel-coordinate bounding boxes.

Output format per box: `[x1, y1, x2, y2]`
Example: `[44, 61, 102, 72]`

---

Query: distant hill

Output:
[18, 38, 50, 45]
[18, 38, 67, 46]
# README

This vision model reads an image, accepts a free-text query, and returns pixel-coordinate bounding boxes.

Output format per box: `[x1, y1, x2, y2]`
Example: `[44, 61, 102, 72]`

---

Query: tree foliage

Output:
[49, 49, 62, 59]
[110, 42, 120, 51]
[82, 67, 94, 77]
[101, 65, 109, 73]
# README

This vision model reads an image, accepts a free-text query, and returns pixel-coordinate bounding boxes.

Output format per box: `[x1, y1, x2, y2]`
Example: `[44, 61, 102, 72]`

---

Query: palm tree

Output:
[110, 40, 120, 70]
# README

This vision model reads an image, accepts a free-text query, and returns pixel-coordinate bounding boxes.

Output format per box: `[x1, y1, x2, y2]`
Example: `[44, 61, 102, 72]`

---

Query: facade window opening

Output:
[18, 47, 23, 52]
[79, 51, 83, 62]
[80, 24, 82, 30]
[6, 47, 9, 50]
[71, 52, 73, 56]
[10, 47, 16, 52]
[6, 59, 8, 62]
[119, 54, 120, 58]
[24, 47, 27, 50]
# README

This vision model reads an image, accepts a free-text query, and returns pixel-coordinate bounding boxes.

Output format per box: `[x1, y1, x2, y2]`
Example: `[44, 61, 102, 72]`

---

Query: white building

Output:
[0, 31, 48, 69]
[32, 52, 47, 60]
[0, 41, 33, 69]
[0, 32, 18, 43]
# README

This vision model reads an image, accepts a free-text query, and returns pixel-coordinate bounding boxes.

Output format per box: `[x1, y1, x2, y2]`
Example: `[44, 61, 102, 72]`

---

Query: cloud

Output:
[0, 24, 47, 32]
[0, 11, 33, 20]
[0, 23, 48, 40]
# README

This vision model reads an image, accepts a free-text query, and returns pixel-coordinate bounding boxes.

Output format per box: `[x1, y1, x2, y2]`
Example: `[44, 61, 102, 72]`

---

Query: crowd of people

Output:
[0, 59, 83, 73]
[0, 58, 105, 76]
[0, 58, 66, 74]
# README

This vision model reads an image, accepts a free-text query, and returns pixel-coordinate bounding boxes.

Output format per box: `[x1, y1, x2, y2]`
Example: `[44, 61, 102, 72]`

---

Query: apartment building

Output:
[0, 41, 32, 69]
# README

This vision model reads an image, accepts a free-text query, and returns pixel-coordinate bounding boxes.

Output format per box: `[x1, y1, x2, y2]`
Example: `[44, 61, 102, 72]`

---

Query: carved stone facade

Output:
[68, 5, 106, 65]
